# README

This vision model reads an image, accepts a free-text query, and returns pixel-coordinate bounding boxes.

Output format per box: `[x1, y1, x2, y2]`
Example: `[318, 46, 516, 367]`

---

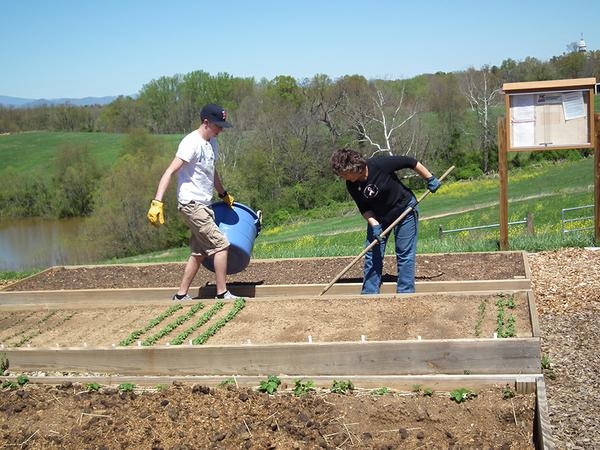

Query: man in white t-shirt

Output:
[147, 104, 240, 300]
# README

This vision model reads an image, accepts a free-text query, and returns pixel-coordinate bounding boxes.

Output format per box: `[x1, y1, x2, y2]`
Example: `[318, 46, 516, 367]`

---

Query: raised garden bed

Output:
[0, 250, 553, 448]
[0, 379, 542, 449]
[2, 251, 529, 291]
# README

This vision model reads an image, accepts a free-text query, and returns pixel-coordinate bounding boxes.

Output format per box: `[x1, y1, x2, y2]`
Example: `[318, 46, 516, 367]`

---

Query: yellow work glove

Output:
[147, 199, 165, 227]
[219, 191, 234, 208]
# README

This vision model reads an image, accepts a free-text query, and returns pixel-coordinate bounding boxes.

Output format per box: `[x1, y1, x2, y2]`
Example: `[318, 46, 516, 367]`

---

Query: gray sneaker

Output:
[215, 290, 241, 300]
[172, 293, 193, 301]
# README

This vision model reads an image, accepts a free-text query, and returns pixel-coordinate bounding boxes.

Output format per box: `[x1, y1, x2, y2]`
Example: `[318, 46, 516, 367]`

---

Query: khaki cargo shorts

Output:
[177, 202, 230, 257]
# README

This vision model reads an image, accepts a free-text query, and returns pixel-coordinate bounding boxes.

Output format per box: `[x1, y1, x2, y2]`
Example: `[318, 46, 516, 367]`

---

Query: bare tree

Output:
[344, 82, 418, 157]
[459, 66, 501, 173]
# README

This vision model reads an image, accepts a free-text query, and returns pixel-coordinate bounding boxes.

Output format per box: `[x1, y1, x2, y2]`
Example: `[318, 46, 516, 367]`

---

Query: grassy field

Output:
[0, 131, 182, 178]
[109, 156, 596, 264]
[0, 132, 596, 279]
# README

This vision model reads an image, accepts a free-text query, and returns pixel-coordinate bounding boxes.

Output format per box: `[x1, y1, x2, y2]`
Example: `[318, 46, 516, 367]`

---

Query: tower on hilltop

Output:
[577, 33, 587, 53]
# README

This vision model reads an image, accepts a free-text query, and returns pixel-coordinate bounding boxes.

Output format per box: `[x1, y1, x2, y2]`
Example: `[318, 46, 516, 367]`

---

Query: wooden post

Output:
[498, 115, 509, 250]
[595, 113, 600, 244]
[438, 225, 444, 239]
[526, 212, 535, 236]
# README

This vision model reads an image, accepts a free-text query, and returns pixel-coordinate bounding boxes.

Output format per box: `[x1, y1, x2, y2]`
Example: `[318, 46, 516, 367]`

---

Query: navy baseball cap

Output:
[200, 103, 232, 128]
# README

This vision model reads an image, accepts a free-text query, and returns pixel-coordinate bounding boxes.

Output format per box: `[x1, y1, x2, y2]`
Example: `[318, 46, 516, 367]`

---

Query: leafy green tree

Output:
[52, 144, 101, 217]
[96, 96, 142, 132]
[83, 151, 186, 258]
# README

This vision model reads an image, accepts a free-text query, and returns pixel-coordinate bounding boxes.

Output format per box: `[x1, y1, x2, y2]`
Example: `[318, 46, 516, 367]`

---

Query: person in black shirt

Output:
[330, 148, 441, 294]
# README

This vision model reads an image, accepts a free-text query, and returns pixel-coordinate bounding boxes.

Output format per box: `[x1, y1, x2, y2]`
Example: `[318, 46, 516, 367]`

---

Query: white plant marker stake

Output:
[361, 335, 366, 343]
[417, 336, 422, 341]
[112, 343, 116, 348]
[137, 340, 142, 347]
[27, 343, 31, 348]
[0, 343, 3, 349]
[83, 342, 87, 348]
[166, 342, 170, 347]
[246, 339, 252, 345]
[493, 332, 498, 339]
[308, 335, 313, 343]
[189, 340, 193, 346]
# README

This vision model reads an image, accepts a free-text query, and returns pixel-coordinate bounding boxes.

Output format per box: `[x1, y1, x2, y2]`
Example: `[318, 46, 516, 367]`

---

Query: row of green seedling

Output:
[142, 302, 206, 346]
[496, 294, 516, 338]
[169, 302, 225, 345]
[119, 304, 184, 346]
[10, 312, 75, 348]
[192, 299, 246, 345]
[119, 299, 245, 347]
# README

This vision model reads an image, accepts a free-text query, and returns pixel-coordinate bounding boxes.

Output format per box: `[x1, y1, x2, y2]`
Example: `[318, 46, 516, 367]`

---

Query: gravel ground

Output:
[528, 248, 600, 449]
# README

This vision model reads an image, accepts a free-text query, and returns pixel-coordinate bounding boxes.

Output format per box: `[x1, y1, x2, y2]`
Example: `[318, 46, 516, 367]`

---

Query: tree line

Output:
[1, 48, 598, 259]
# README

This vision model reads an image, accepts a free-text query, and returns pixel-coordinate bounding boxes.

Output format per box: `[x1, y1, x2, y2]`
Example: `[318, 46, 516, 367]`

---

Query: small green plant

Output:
[474, 299, 487, 337]
[463, 370, 472, 375]
[541, 354, 552, 370]
[450, 388, 477, 403]
[16, 375, 29, 386]
[0, 353, 8, 376]
[218, 378, 236, 387]
[258, 375, 281, 394]
[293, 379, 315, 396]
[506, 296, 516, 309]
[330, 380, 354, 394]
[1, 380, 17, 389]
[118, 383, 135, 392]
[155, 384, 169, 391]
[411, 384, 422, 393]
[502, 385, 515, 399]
[86, 383, 101, 392]
[423, 387, 434, 397]
[371, 387, 391, 396]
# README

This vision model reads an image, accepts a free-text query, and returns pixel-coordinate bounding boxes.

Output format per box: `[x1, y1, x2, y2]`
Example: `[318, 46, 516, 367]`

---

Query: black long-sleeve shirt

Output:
[346, 155, 417, 226]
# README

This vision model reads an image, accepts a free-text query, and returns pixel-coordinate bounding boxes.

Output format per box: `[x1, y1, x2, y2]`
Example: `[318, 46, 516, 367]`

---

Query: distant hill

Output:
[0, 95, 124, 108]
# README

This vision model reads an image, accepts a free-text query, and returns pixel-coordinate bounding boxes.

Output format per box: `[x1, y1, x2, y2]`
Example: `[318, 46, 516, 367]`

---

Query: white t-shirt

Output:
[175, 130, 219, 205]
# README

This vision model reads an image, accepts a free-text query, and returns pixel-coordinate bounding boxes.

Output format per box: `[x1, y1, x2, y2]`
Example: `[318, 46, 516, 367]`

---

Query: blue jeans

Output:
[362, 201, 418, 294]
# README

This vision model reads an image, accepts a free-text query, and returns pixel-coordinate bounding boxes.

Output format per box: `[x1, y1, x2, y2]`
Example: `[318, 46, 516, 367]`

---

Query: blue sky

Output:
[1, 0, 599, 99]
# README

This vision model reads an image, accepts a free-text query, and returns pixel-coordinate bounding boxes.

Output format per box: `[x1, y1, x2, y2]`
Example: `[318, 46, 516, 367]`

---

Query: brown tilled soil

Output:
[0, 383, 534, 449]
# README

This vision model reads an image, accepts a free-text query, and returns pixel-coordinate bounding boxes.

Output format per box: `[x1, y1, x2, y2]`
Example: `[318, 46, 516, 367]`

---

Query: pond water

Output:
[0, 217, 90, 271]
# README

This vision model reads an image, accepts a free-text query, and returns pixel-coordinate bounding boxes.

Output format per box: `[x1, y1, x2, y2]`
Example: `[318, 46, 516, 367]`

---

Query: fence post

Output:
[438, 225, 444, 239]
[526, 212, 535, 236]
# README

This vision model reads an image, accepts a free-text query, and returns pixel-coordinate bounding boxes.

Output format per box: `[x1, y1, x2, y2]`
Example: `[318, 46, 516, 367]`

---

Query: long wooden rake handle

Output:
[319, 165, 455, 296]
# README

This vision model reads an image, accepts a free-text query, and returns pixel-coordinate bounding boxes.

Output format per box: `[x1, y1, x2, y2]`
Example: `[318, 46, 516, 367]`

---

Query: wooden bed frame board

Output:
[2, 337, 541, 376]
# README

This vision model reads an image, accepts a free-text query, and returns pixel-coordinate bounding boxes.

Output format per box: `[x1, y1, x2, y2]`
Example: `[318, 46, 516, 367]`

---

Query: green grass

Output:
[0, 131, 182, 178]
[104, 156, 597, 264]
[0, 270, 37, 282]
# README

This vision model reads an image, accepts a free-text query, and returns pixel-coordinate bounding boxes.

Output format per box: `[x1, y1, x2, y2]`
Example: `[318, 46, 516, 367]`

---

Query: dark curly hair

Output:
[330, 148, 367, 176]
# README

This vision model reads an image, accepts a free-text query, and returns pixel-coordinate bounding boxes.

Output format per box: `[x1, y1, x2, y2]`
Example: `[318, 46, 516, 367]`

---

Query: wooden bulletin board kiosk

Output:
[499, 77, 599, 249]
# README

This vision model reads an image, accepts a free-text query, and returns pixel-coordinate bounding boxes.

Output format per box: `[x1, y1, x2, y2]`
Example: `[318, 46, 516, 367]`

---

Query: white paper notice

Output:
[562, 91, 586, 120]
[512, 121, 535, 147]
[511, 94, 535, 122]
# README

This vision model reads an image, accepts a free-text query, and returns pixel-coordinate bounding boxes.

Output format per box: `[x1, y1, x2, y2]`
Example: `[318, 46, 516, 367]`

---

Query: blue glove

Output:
[371, 224, 384, 244]
[427, 175, 441, 193]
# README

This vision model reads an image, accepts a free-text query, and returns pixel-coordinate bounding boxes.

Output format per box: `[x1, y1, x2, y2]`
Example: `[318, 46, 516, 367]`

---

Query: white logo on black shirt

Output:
[363, 184, 378, 198]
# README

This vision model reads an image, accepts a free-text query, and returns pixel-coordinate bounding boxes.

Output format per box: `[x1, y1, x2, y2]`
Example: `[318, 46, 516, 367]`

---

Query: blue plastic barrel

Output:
[202, 202, 261, 274]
